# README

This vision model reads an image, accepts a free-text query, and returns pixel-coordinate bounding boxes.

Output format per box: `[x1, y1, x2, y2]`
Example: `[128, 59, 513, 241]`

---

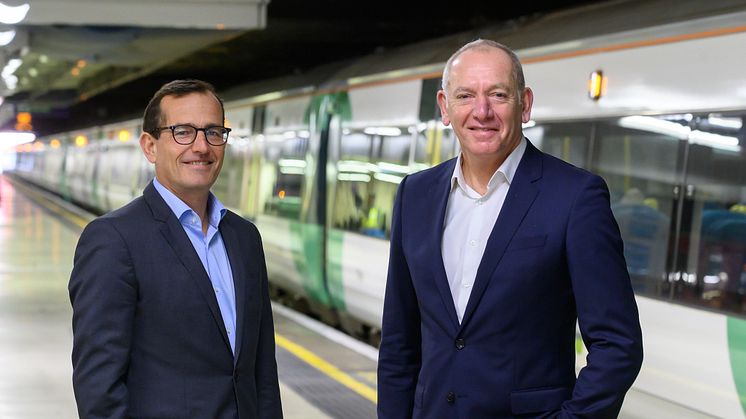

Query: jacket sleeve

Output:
[254, 228, 284, 419]
[69, 218, 137, 419]
[560, 174, 644, 418]
[377, 177, 422, 419]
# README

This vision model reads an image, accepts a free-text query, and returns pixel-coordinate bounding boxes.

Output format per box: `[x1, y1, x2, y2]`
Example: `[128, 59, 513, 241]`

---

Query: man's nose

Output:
[473, 95, 493, 120]
[191, 130, 210, 152]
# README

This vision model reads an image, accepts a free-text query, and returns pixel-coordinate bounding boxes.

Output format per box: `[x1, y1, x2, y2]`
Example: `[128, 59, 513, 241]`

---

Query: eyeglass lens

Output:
[171, 125, 229, 145]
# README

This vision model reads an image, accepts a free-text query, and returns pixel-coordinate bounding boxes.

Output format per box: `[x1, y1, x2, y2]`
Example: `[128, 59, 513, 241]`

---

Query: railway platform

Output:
[0, 174, 717, 419]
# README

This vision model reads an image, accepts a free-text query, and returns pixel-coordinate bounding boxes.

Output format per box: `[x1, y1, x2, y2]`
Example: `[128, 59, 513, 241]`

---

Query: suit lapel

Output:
[458, 141, 543, 331]
[143, 183, 232, 352]
[219, 216, 251, 360]
[426, 159, 460, 332]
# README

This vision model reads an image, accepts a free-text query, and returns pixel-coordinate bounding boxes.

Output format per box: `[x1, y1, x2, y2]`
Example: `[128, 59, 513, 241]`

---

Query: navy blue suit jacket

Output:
[69, 182, 282, 419]
[378, 140, 643, 418]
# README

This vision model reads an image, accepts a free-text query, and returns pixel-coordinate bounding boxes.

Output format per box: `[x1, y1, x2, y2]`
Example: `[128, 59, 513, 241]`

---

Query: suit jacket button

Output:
[446, 391, 456, 404]
[455, 338, 465, 350]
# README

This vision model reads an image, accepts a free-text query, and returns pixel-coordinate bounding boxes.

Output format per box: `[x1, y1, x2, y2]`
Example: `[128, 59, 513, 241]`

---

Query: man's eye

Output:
[206, 128, 226, 138]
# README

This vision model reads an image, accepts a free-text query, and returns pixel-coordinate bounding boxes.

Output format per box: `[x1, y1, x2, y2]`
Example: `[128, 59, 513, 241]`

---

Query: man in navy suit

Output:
[69, 80, 283, 419]
[378, 40, 643, 418]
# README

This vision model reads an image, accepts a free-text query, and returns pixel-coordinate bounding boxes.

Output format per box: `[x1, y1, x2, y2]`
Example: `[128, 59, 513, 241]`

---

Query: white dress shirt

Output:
[442, 138, 527, 322]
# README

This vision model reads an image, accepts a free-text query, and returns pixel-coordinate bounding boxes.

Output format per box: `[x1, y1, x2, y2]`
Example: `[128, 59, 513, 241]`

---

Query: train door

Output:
[527, 117, 685, 298]
[592, 116, 687, 298]
[254, 95, 337, 317]
[672, 112, 746, 315]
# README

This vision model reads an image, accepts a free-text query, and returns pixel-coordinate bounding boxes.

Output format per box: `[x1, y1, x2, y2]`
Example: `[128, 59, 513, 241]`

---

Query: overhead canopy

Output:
[3, 0, 268, 29]
[0, 0, 268, 116]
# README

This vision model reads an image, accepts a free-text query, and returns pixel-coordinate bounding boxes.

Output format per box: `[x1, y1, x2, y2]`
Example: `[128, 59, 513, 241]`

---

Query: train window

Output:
[252, 105, 266, 134]
[331, 125, 414, 239]
[527, 122, 591, 169]
[413, 123, 458, 168]
[212, 138, 251, 214]
[675, 112, 746, 314]
[593, 116, 681, 299]
[260, 134, 309, 220]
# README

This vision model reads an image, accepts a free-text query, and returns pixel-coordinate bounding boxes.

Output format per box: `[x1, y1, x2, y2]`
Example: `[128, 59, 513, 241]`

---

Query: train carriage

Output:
[8, 1, 746, 416]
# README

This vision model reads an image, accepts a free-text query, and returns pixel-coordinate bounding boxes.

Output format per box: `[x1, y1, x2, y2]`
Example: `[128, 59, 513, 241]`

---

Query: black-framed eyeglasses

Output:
[152, 124, 231, 146]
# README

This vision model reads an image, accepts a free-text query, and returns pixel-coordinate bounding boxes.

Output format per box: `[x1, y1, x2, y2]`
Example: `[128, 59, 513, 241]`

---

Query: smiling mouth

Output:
[185, 161, 212, 165]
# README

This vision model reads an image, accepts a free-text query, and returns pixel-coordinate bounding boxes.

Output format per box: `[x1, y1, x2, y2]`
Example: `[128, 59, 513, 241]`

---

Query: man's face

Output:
[437, 48, 533, 162]
[140, 92, 225, 201]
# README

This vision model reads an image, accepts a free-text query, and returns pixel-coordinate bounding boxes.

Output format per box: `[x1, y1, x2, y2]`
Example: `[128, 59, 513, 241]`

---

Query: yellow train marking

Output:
[275, 333, 378, 404]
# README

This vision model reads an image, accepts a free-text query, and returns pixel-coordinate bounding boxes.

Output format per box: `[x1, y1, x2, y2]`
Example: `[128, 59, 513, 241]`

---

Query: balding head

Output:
[441, 39, 525, 103]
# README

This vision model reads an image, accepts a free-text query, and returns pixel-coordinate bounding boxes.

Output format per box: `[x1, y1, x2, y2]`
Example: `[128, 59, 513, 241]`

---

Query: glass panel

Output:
[212, 138, 250, 212]
[331, 126, 413, 239]
[526, 122, 591, 169]
[413, 123, 458, 169]
[593, 116, 682, 298]
[259, 133, 309, 220]
[678, 112, 746, 314]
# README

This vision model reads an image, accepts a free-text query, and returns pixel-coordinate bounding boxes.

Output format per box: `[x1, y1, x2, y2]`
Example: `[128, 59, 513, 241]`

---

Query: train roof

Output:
[219, 0, 746, 104]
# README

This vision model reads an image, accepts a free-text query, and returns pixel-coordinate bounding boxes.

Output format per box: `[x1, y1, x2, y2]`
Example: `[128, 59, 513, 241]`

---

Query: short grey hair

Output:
[441, 39, 525, 101]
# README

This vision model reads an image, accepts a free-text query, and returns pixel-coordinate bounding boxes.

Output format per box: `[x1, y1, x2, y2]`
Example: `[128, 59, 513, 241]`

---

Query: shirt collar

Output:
[450, 136, 527, 194]
[153, 177, 227, 228]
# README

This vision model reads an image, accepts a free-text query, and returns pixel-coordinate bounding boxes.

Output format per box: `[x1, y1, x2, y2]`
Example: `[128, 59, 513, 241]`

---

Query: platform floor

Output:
[0, 175, 718, 419]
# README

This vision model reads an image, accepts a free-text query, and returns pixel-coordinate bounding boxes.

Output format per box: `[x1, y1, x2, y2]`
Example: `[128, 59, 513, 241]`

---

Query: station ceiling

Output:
[0, 0, 598, 136]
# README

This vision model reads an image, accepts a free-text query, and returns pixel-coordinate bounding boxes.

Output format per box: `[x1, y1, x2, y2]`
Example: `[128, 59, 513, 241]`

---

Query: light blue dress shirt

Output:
[153, 178, 237, 354]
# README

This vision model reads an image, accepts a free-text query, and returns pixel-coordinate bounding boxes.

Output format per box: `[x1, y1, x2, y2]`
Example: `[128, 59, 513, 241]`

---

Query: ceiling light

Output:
[689, 130, 740, 152]
[708, 115, 743, 130]
[0, 30, 15, 46]
[0, 3, 30, 25]
[618, 115, 690, 140]
[363, 127, 402, 136]
[2, 58, 22, 90]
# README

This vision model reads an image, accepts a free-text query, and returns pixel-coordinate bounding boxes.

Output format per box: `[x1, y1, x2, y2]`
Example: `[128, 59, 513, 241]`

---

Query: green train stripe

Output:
[289, 221, 329, 305]
[327, 229, 346, 310]
[728, 316, 746, 415]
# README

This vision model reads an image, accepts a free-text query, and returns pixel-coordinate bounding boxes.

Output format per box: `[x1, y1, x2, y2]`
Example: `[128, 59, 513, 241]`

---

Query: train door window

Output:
[592, 115, 684, 299]
[526, 122, 591, 169]
[260, 133, 308, 220]
[675, 112, 746, 314]
[332, 125, 413, 238]
[413, 123, 458, 169]
[212, 136, 250, 213]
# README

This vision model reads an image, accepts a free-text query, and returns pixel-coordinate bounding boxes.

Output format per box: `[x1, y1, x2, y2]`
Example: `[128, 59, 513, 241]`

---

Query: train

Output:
[6, 1, 746, 417]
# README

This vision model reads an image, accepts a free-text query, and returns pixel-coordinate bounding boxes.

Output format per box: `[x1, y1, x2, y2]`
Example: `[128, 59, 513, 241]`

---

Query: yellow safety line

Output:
[275, 333, 378, 404]
[40, 198, 89, 229]
[15, 183, 90, 229]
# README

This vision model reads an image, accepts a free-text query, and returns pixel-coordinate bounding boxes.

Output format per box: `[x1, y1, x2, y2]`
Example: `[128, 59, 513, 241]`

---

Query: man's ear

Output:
[436, 90, 451, 126]
[140, 132, 157, 164]
[521, 87, 534, 123]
